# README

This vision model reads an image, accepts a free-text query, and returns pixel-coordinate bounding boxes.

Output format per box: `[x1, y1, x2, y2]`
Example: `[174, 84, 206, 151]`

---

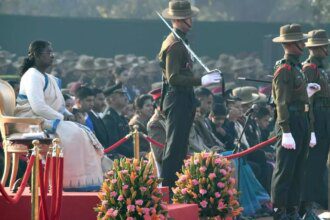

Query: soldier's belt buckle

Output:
[304, 104, 309, 112]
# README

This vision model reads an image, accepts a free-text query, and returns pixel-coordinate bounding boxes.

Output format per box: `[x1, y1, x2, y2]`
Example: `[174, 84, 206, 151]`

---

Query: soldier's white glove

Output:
[201, 70, 221, 86]
[307, 83, 321, 98]
[309, 132, 317, 148]
[282, 133, 296, 150]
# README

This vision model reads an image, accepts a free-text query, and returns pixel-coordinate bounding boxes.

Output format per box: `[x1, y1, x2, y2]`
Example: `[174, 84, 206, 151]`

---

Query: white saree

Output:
[15, 67, 103, 190]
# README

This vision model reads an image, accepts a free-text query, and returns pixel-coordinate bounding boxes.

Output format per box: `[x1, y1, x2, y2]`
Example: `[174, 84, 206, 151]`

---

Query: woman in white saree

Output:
[15, 40, 104, 191]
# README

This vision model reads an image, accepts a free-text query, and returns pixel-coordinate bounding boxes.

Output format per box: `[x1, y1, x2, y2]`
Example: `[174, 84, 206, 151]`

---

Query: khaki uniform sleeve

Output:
[147, 120, 165, 163]
[273, 67, 292, 133]
[303, 66, 317, 132]
[165, 43, 201, 86]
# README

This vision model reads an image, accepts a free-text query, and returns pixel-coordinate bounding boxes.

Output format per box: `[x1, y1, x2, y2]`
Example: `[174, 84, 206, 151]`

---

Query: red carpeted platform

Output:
[0, 188, 199, 220]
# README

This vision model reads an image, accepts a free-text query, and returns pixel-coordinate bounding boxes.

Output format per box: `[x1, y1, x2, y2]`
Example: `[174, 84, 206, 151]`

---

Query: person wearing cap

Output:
[158, 0, 221, 189]
[271, 24, 321, 219]
[102, 84, 134, 158]
[300, 29, 330, 219]
[147, 88, 165, 177]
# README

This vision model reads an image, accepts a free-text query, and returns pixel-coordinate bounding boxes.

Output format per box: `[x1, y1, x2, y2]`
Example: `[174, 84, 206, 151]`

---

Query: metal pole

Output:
[31, 140, 40, 220]
[133, 125, 140, 160]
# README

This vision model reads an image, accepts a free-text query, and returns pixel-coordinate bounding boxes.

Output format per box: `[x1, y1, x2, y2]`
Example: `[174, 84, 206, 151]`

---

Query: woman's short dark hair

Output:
[255, 106, 270, 119]
[20, 40, 51, 76]
[134, 94, 153, 110]
[210, 103, 227, 117]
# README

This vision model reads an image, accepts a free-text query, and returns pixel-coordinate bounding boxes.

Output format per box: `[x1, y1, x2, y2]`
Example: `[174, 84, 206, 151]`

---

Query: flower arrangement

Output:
[172, 152, 243, 218]
[95, 158, 167, 220]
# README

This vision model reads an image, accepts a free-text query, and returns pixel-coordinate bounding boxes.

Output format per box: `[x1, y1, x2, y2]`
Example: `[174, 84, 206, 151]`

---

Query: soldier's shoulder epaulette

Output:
[273, 60, 291, 78]
[302, 62, 317, 71]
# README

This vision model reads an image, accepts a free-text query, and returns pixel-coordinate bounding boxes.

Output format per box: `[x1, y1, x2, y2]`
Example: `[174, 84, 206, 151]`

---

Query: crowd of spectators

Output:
[0, 46, 281, 217]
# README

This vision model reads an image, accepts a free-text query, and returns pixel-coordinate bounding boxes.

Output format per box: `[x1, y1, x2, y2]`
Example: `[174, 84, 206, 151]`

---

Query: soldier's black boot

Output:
[302, 202, 321, 220]
[287, 207, 302, 220]
[273, 207, 289, 220]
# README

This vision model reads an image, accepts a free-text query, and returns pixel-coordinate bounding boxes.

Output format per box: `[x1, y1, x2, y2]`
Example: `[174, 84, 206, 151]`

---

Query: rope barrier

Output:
[140, 133, 164, 149]
[38, 160, 49, 220]
[54, 156, 64, 220]
[224, 137, 277, 160]
[0, 154, 35, 204]
[103, 133, 132, 154]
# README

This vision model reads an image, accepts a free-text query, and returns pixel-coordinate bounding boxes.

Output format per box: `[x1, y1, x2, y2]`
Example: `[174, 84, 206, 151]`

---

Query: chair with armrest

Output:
[0, 79, 49, 189]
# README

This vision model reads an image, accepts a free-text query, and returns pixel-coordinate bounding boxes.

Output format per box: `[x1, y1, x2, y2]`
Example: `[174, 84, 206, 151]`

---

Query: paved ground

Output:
[255, 210, 330, 220]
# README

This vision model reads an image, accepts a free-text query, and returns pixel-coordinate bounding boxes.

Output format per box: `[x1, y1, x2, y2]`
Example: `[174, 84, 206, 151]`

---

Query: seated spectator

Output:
[207, 104, 235, 150]
[147, 88, 165, 176]
[74, 86, 95, 131]
[129, 94, 154, 153]
[15, 40, 104, 191]
[103, 84, 133, 158]
[88, 88, 109, 148]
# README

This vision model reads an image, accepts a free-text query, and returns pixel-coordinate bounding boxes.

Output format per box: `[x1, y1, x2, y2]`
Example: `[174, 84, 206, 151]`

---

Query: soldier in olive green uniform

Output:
[300, 30, 330, 219]
[271, 24, 320, 220]
[158, 1, 221, 189]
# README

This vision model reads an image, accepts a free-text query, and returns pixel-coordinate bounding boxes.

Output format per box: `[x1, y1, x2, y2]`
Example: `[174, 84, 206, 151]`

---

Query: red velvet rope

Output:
[0, 155, 35, 204]
[38, 160, 49, 220]
[103, 135, 130, 154]
[54, 157, 64, 220]
[224, 137, 277, 160]
[50, 156, 58, 220]
[141, 134, 165, 149]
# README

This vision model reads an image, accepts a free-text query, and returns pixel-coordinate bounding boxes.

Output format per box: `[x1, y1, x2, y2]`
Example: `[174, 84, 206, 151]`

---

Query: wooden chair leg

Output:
[9, 153, 19, 189]
[1, 149, 11, 186]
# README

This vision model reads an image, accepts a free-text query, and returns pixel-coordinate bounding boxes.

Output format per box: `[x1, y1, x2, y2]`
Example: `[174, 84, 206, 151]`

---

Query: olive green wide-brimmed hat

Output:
[162, 0, 199, 20]
[305, 29, 330, 47]
[272, 24, 308, 43]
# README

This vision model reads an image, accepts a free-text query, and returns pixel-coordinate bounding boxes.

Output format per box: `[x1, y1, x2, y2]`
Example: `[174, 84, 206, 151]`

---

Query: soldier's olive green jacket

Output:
[272, 54, 309, 133]
[158, 29, 201, 87]
[303, 56, 330, 100]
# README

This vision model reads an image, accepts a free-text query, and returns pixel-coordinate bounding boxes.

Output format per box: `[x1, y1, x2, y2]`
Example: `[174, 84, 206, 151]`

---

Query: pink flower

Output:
[194, 159, 199, 165]
[111, 179, 117, 184]
[140, 186, 147, 192]
[123, 185, 129, 190]
[102, 200, 108, 206]
[200, 200, 208, 208]
[215, 192, 221, 198]
[227, 166, 232, 172]
[135, 199, 143, 206]
[126, 217, 134, 220]
[218, 200, 226, 210]
[106, 208, 118, 217]
[143, 214, 151, 220]
[135, 166, 141, 171]
[220, 169, 227, 176]
[142, 208, 150, 214]
[208, 173, 216, 180]
[199, 166, 207, 173]
[150, 208, 157, 214]
[228, 189, 234, 196]
[117, 195, 124, 201]
[185, 161, 190, 167]
[121, 170, 128, 174]
[229, 177, 236, 185]
[127, 205, 135, 212]
[217, 182, 225, 188]
[192, 179, 199, 186]
[159, 214, 166, 220]
[199, 189, 207, 195]
[181, 188, 188, 195]
[107, 170, 114, 175]
[110, 191, 117, 197]
[179, 175, 187, 182]
[215, 158, 222, 164]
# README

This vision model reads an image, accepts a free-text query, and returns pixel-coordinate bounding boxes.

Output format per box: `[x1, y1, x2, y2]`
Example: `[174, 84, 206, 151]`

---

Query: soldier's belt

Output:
[288, 104, 309, 112]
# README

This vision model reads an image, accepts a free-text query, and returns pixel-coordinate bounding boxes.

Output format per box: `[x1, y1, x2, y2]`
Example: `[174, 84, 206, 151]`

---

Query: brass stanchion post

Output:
[132, 125, 140, 160]
[31, 140, 40, 220]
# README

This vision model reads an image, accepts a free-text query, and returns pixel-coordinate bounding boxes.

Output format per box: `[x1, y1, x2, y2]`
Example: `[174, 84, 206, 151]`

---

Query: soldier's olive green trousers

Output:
[161, 88, 195, 189]
[271, 111, 309, 208]
[302, 107, 330, 207]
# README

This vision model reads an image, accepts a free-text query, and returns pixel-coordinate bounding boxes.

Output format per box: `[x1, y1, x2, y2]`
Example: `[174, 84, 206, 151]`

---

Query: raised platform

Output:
[0, 188, 199, 220]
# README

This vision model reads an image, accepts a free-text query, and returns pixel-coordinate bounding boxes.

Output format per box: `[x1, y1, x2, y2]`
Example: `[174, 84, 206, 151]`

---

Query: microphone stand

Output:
[233, 111, 254, 220]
